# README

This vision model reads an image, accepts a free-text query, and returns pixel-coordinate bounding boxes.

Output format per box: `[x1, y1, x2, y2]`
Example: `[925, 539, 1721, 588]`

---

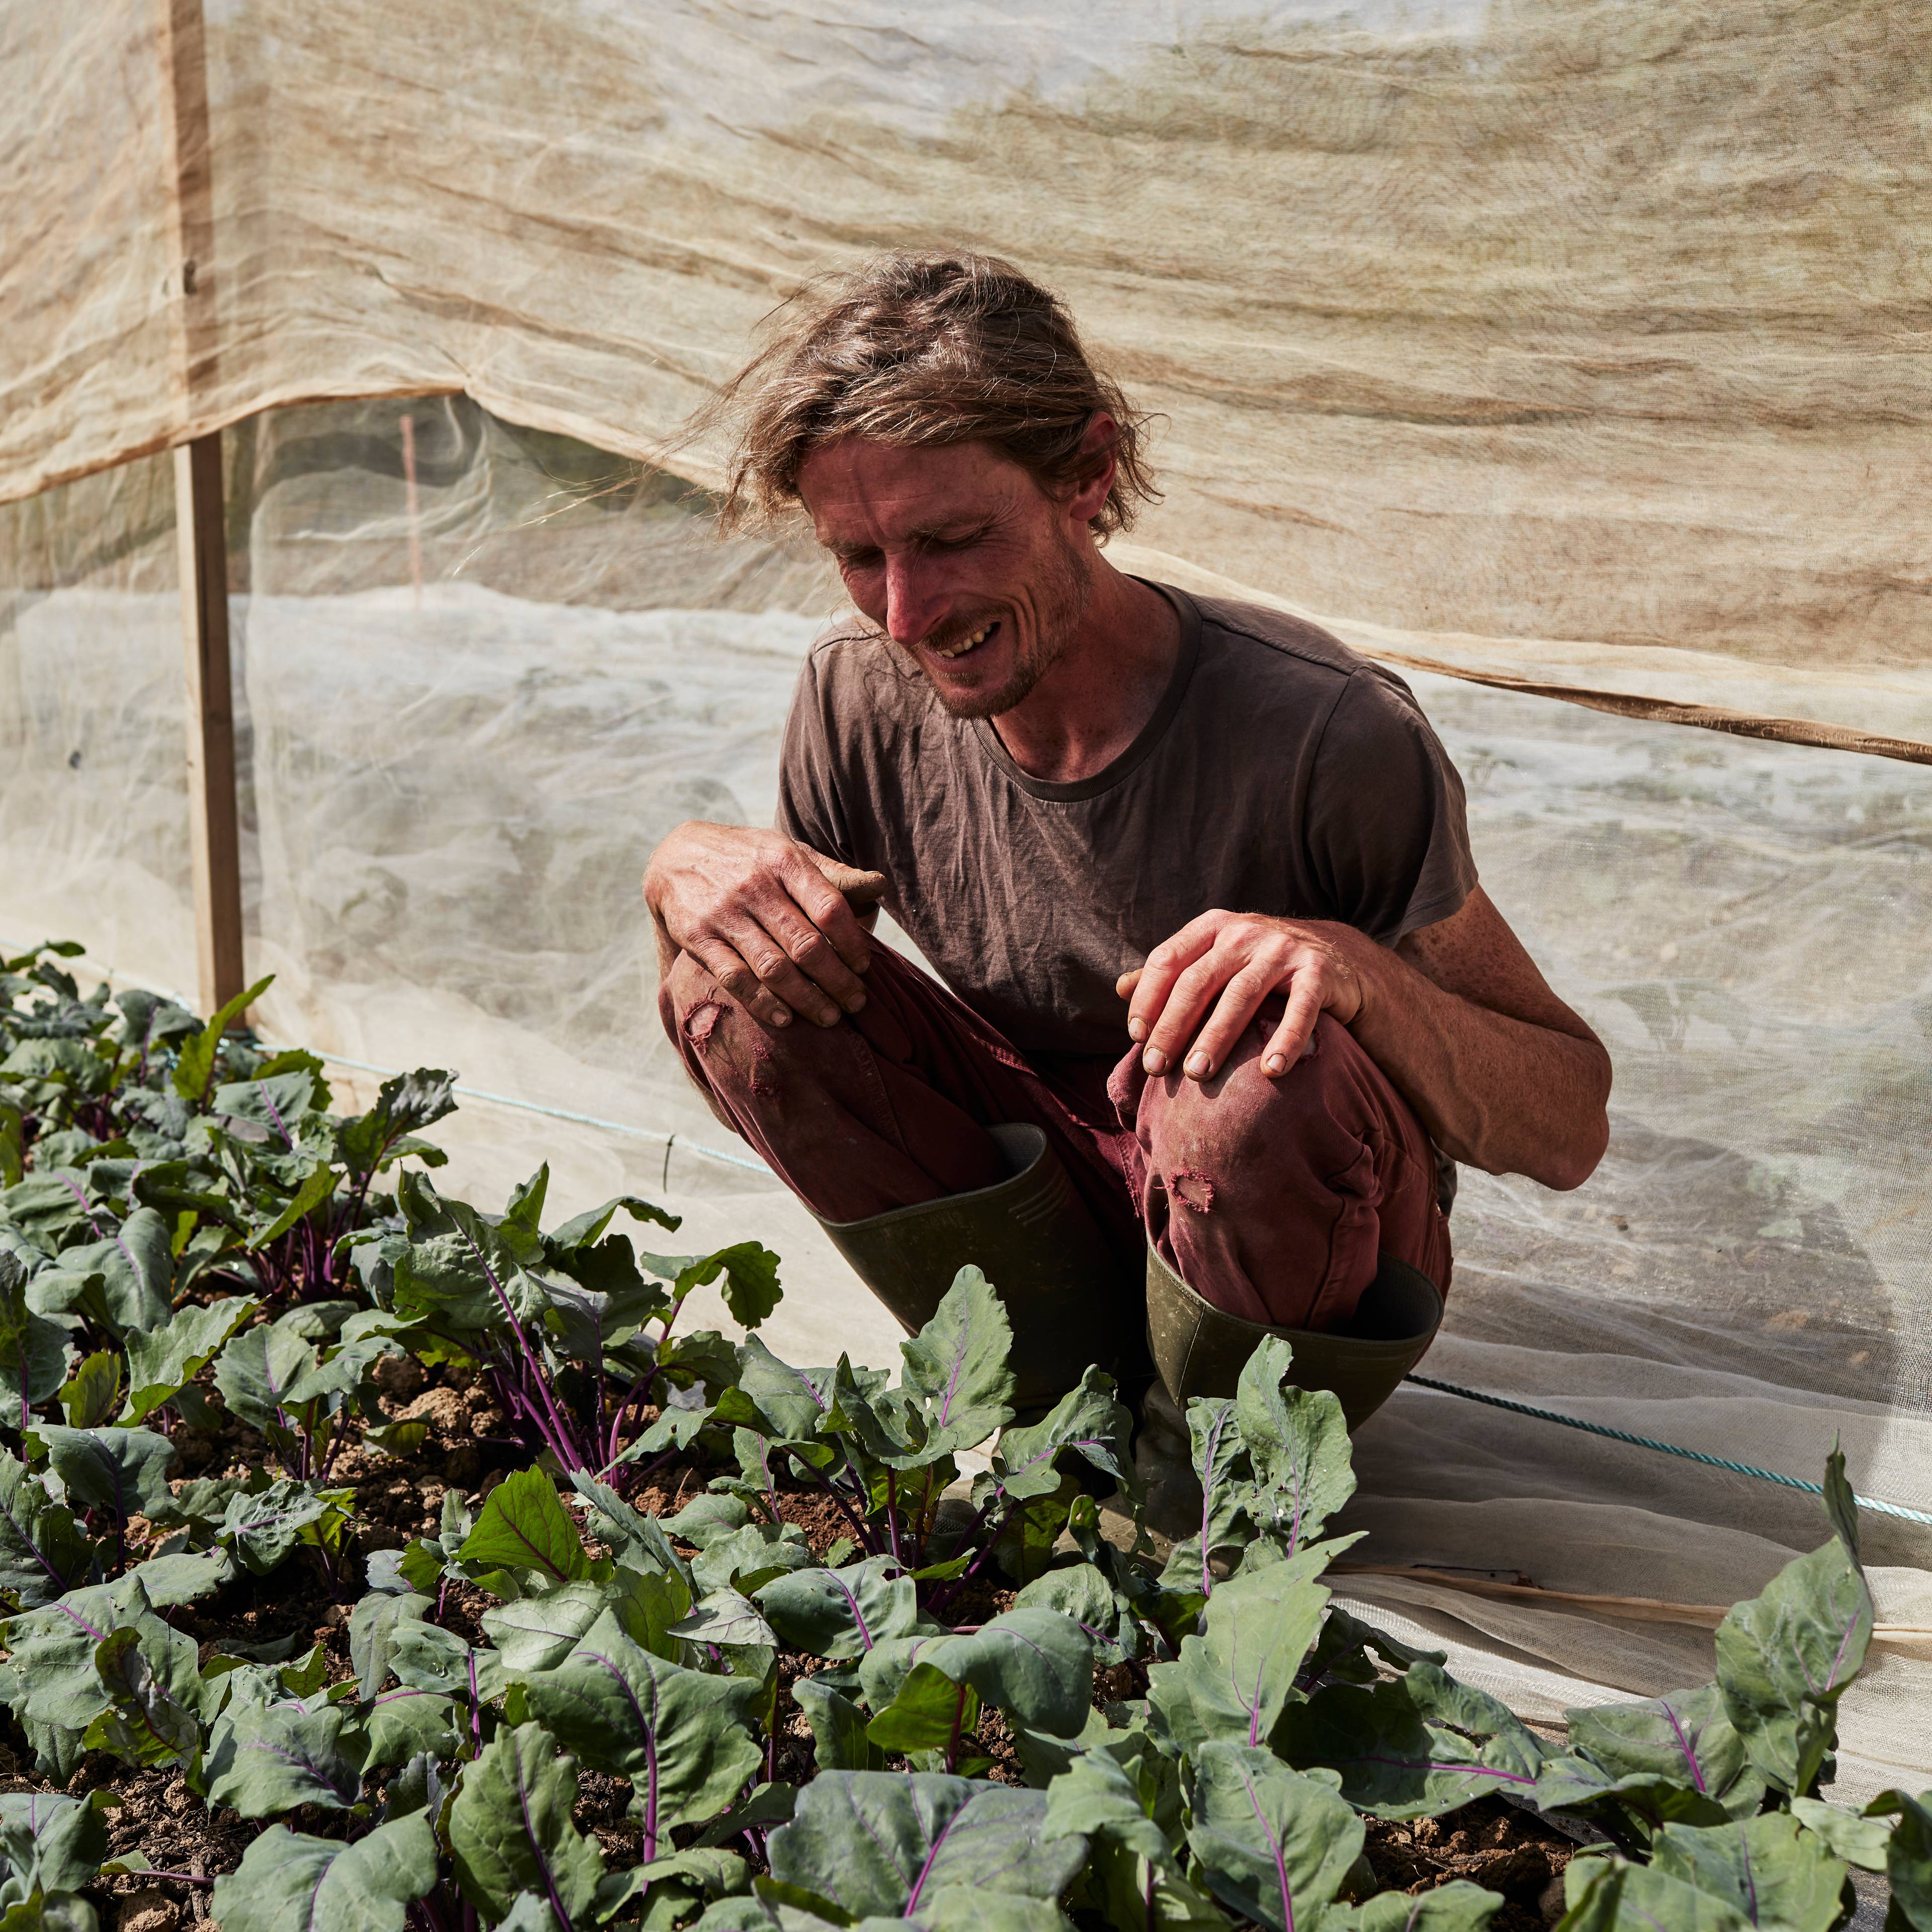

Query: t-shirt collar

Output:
[968, 580, 1203, 803]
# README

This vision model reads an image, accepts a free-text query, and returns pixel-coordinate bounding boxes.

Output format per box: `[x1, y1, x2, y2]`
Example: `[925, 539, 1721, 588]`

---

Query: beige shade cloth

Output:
[5, 0, 1931, 749]
[4, 398, 1930, 1808]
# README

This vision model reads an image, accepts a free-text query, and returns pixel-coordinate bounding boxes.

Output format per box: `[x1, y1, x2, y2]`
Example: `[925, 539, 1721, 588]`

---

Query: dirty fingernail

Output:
[770, 1009, 790, 1027]
[846, 991, 867, 1013]
[1264, 1053, 1287, 1074]
[1185, 1051, 1212, 1078]
[1127, 1018, 1147, 1042]
[1142, 1048, 1167, 1075]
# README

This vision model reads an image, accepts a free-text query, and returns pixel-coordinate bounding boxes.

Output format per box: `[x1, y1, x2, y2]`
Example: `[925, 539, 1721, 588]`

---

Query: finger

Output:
[1141, 945, 1242, 1075]
[1115, 967, 1144, 1002]
[687, 937, 796, 1031]
[1127, 917, 1223, 1047]
[718, 916, 844, 1028]
[1262, 971, 1331, 1076]
[1179, 964, 1280, 1080]
[794, 855, 886, 975]
[763, 899, 871, 1014]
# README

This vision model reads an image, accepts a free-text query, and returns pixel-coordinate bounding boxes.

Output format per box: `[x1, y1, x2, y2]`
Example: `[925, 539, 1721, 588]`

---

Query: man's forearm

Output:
[1347, 939, 1610, 1190]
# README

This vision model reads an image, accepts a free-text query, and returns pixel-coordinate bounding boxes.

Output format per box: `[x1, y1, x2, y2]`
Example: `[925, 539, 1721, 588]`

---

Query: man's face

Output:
[796, 438, 1095, 719]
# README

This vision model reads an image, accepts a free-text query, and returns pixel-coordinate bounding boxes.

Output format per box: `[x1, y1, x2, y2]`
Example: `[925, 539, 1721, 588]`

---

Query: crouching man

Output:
[645, 252, 1609, 1431]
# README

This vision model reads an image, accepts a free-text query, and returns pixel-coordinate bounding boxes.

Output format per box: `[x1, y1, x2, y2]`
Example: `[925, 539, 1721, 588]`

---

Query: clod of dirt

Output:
[372, 1353, 426, 1402]
[115, 1889, 182, 1932]
[397, 1387, 471, 1437]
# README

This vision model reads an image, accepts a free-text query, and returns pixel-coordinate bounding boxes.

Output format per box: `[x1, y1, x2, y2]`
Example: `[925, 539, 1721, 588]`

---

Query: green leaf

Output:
[457, 1468, 591, 1584]
[27, 1426, 175, 1525]
[1866, 1789, 1932, 1932]
[1148, 1545, 1331, 1753]
[336, 1069, 457, 1179]
[0, 1252, 72, 1423]
[55, 1354, 118, 1431]
[349, 1590, 433, 1700]
[1276, 1664, 1546, 1819]
[212, 1321, 315, 1433]
[756, 1558, 919, 1661]
[1790, 1796, 1891, 1872]
[670, 1588, 780, 1650]
[1540, 1683, 1764, 1826]
[693, 1522, 815, 1598]
[1555, 1857, 1756, 1932]
[364, 1688, 463, 1770]
[767, 1772, 1086, 1919]
[83, 1626, 201, 1772]
[791, 1676, 887, 1773]
[203, 1699, 366, 1815]
[1234, 1337, 1355, 1558]
[0, 1449, 90, 1606]
[1014, 1562, 1141, 1668]
[1352, 1882, 1503, 1932]
[208, 1815, 438, 1932]
[216, 1479, 342, 1574]
[1186, 1742, 1364, 1932]
[172, 976, 274, 1104]
[980, 1370, 1134, 1507]
[1155, 1397, 1252, 1601]
[727, 1339, 840, 1443]
[670, 1242, 783, 1331]
[362, 1419, 430, 1458]
[899, 1894, 1075, 1932]
[1041, 1741, 1177, 1870]
[389, 1621, 510, 1703]
[862, 1608, 1095, 1741]
[517, 1610, 765, 1852]
[0, 1790, 114, 1894]
[1, 1583, 134, 1734]
[1714, 1454, 1873, 1796]
[895, 1267, 1016, 1460]
[121, 1297, 256, 1423]
[1649, 1814, 1848, 1932]
[449, 1721, 605, 1923]
[247, 1166, 338, 1251]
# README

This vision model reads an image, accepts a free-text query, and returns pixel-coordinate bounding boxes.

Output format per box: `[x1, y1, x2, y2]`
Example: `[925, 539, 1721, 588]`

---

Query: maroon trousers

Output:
[661, 946, 1450, 1332]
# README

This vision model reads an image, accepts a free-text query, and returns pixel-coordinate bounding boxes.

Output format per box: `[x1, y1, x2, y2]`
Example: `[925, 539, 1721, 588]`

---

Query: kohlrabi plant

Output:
[0, 947, 1924, 1932]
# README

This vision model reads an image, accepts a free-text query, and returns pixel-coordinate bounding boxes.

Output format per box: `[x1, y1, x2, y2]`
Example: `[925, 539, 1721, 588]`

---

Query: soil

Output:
[4, 1353, 1578, 1928]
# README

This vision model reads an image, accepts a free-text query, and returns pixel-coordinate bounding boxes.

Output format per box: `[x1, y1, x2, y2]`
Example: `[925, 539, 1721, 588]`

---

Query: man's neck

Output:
[988, 562, 1181, 784]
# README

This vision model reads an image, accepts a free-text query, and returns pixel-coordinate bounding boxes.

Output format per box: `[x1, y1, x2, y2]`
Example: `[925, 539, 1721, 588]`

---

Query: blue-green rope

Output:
[1403, 1372, 1932, 1528]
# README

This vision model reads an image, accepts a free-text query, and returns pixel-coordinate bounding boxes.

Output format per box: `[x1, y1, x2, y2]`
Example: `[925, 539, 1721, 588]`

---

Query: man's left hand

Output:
[1115, 910, 1371, 1081]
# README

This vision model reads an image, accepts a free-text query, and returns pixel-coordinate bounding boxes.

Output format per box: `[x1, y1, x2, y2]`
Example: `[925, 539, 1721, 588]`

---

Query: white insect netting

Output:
[3, 398, 1927, 1799]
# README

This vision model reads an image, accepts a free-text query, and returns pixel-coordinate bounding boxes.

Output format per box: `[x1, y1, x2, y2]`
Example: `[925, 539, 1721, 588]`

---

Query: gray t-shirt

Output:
[776, 583, 1478, 1061]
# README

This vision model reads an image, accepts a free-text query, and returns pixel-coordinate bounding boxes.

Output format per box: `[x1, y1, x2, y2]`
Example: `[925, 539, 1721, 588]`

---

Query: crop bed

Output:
[0, 942, 1919, 1932]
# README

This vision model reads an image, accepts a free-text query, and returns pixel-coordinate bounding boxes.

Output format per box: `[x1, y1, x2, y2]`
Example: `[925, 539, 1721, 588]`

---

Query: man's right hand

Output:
[643, 822, 886, 1029]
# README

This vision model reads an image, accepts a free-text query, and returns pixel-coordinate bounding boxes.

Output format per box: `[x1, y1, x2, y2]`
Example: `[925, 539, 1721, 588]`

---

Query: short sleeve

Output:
[774, 647, 857, 866]
[1304, 667, 1478, 942]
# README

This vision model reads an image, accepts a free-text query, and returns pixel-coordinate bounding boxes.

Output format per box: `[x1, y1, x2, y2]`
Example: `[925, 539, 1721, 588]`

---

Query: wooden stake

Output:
[174, 434, 245, 1019]
[157, 0, 246, 1021]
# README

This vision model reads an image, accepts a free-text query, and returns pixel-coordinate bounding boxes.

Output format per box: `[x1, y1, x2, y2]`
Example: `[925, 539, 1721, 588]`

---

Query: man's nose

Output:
[882, 554, 947, 647]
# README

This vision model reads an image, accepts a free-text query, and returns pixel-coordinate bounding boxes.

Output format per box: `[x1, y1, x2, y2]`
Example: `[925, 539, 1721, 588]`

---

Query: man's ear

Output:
[1064, 413, 1119, 527]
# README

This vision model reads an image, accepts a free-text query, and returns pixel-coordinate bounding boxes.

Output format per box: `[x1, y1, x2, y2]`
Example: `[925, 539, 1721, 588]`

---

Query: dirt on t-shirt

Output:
[775, 583, 1479, 1061]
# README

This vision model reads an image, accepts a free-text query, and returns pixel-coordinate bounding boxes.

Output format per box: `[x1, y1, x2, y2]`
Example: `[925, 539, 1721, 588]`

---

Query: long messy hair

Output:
[701, 252, 1159, 539]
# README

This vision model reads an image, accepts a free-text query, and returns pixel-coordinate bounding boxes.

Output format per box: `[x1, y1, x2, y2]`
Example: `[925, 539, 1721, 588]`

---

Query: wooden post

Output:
[174, 435, 245, 1018]
[158, 0, 246, 1019]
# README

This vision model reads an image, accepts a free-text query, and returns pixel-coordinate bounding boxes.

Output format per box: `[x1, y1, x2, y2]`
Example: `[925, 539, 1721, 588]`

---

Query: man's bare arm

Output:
[1118, 889, 1610, 1190]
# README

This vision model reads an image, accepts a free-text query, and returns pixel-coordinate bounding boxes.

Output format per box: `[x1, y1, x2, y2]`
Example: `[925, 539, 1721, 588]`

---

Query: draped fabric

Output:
[4, 0, 1930, 1802]
[5, 0, 1930, 745]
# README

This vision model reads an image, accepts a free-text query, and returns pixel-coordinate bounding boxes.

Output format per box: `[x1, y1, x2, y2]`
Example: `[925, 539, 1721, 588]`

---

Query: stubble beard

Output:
[889, 527, 1096, 722]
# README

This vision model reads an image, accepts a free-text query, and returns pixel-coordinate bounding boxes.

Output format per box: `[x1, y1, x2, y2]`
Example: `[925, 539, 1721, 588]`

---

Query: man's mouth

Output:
[928, 620, 998, 662]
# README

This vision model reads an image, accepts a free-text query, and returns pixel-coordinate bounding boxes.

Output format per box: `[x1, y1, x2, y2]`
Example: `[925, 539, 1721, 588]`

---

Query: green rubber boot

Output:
[1144, 1240, 1444, 1430]
[1132, 1243, 1444, 1544]
[814, 1123, 1141, 1409]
